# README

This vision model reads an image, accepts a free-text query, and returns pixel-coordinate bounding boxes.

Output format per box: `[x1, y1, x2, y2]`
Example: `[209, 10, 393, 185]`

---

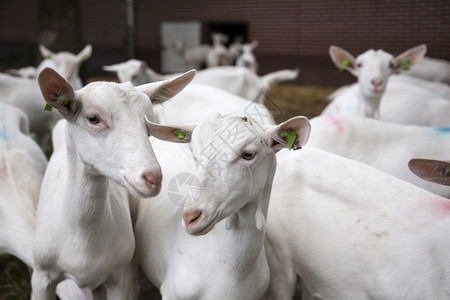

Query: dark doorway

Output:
[204, 22, 248, 46]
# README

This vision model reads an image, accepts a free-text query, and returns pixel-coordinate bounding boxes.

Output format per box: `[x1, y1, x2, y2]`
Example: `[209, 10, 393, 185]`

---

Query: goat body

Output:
[264, 147, 450, 299]
[31, 68, 194, 299]
[308, 115, 450, 197]
[134, 113, 310, 299]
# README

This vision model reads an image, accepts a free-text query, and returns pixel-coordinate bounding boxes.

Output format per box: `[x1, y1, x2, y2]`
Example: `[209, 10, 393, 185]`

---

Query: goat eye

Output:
[356, 62, 362, 68]
[87, 114, 101, 124]
[389, 62, 395, 69]
[241, 151, 256, 160]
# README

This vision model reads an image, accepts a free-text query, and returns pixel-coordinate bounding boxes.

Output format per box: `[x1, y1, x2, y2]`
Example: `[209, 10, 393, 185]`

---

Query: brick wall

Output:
[0, 0, 449, 86]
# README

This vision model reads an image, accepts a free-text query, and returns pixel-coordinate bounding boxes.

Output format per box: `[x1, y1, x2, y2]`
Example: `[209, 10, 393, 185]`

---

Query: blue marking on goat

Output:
[0, 127, 6, 140]
[432, 127, 450, 134]
[345, 104, 355, 113]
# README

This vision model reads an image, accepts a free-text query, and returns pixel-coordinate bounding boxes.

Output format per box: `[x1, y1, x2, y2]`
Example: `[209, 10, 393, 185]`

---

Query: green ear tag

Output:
[400, 59, 411, 70]
[337, 59, 350, 71]
[445, 168, 450, 177]
[280, 130, 297, 150]
[45, 55, 51, 59]
[43, 103, 53, 111]
[60, 99, 69, 105]
[153, 87, 168, 103]
[82, 54, 90, 61]
[173, 129, 185, 140]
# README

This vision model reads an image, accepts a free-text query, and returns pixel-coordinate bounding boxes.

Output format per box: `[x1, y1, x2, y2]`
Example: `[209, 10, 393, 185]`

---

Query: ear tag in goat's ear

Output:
[336, 59, 350, 71]
[400, 58, 411, 70]
[59, 98, 69, 105]
[173, 129, 186, 140]
[153, 87, 168, 103]
[82, 54, 90, 61]
[280, 129, 298, 150]
[43, 103, 53, 111]
[45, 55, 51, 59]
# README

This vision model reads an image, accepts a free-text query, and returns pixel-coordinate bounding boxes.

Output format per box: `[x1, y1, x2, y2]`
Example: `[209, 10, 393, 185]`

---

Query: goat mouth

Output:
[123, 175, 159, 198]
[186, 212, 220, 236]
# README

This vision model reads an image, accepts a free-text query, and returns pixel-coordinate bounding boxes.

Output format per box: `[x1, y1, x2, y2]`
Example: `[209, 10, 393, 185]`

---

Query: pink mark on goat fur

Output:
[326, 115, 345, 134]
[434, 197, 450, 215]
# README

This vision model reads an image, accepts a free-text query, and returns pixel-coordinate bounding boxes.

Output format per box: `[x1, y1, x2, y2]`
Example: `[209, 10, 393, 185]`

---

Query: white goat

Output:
[322, 45, 450, 126]
[133, 113, 311, 299]
[0, 103, 90, 300]
[263, 146, 450, 299]
[38, 44, 92, 89]
[409, 158, 450, 186]
[227, 37, 243, 64]
[103, 61, 299, 104]
[307, 115, 450, 197]
[325, 44, 426, 118]
[152, 83, 275, 126]
[0, 45, 92, 151]
[404, 56, 450, 84]
[0, 73, 62, 151]
[206, 32, 231, 68]
[193, 66, 298, 103]
[0, 102, 46, 268]
[174, 40, 211, 68]
[31, 68, 195, 299]
[236, 40, 259, 73]
[5, 66, 38, 79]
[103, 59, 176, 85]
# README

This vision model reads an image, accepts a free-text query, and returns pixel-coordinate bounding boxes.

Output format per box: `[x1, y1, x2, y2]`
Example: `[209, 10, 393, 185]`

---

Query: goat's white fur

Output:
[307, 115, 450, 197]
[0, 45, 92, 151]
[31, 68, 194, 299]
[0, 103, 46, 267]
[322, 45, 450, 126]
[103, 60, 298, 104]
[264, 146, 450, 299]
[206, 32, 231, 68]
[236, 40, 259, 73]
[133, 113, 310, 299]
[404, 56, 450, 84]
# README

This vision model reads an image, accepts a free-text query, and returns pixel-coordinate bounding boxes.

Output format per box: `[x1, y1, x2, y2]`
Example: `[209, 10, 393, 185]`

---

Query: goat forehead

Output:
[54, 52, 76, 62]
[80, 82, 152, 113]
[192, 114, 263, 157]
[360, 49, 393, 63]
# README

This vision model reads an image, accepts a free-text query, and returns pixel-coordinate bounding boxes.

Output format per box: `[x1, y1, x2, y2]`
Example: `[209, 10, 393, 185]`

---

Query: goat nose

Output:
[371, 78, 383, 87]
[142, 172, 162, 192]
[182, 208, 203, 227]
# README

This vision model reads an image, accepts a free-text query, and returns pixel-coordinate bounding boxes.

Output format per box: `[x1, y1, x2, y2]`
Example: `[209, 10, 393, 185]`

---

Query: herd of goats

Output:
[1, 31, 450, 299]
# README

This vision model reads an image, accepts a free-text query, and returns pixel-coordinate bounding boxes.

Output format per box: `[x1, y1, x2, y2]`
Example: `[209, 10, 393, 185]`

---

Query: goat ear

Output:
[251, 40, 259, 49]
[145, 117, 196, 143]
[329, 45, 357, 75]
[393, 44, 427, 72]
[408, 158, 450, 186]
[39, 44, 55, 59]
[9, 107, 30, 135]
[269, 116, 311, 152]
[102, 63, 122, 72]
[38, 68, 80, 121]
[137, 69, 196, 104]
[77, 44, 92, 62]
